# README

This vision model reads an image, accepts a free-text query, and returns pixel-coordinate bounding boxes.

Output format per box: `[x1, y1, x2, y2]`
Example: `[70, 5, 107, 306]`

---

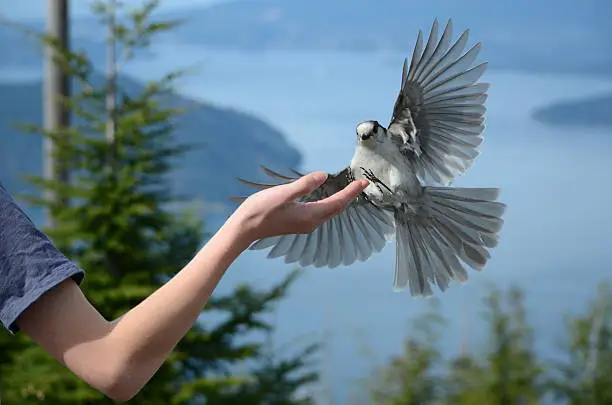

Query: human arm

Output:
[10, 172, 369, 401]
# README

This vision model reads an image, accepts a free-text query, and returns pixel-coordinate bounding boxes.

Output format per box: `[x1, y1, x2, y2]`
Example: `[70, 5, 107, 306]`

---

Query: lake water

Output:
[124, 45, 612, 403]
[4, 44, 612, 403]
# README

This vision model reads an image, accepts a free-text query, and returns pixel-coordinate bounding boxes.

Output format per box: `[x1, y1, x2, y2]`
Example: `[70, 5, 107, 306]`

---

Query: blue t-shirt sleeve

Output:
[0, 183, 84, 333]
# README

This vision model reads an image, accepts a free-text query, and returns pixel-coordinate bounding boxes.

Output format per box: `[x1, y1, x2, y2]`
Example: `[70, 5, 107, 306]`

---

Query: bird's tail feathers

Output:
[394, 186, 505, 296]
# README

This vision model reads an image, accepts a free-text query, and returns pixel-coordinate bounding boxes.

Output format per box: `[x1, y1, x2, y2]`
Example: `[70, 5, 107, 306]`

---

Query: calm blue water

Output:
[4, 44, 612, 403]
[122, 45, 612, 403]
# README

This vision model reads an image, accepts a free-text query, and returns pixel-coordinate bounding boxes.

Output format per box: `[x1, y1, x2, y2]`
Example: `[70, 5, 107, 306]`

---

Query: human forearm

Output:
[105, 217, 252, 398]
[16, 216, 252, 402]
[17, 172, 367, 402]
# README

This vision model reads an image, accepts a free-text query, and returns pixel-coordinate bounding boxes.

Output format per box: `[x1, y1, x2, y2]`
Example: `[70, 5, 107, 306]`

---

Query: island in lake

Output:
[532, 93, 612, 128]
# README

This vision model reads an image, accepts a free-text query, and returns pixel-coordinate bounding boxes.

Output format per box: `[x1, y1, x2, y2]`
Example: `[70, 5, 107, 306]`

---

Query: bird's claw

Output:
[360, 167, 377, 182]
[360, 167, 393, 193]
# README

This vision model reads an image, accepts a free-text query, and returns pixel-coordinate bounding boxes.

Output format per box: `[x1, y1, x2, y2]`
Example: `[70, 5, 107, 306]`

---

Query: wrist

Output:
[188, 214, 252, 278]
[218, 212, 255, 254]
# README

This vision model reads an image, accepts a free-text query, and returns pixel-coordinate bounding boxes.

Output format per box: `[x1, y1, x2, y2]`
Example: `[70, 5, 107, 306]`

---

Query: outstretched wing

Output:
[231, 166, 395, 268]
[388, 18, 488, 185]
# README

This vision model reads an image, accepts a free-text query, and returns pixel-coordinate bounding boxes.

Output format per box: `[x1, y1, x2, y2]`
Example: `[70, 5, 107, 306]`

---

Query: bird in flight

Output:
[232, 18, 506, 297]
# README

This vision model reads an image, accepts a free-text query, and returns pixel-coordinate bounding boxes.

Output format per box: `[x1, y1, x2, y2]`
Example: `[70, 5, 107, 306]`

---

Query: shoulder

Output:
[0, 183, 84, 333]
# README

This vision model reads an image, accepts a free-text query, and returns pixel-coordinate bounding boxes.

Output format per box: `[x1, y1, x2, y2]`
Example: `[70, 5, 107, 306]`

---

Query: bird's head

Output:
[356, 120, 384, 146]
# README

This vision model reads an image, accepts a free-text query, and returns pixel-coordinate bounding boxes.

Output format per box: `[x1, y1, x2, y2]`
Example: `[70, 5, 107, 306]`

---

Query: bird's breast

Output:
[350, 144, 417, 193]
[350, 145, 390, 181]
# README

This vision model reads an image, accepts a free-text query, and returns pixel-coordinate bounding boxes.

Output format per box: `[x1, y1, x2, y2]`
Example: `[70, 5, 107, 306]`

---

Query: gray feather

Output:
[391, 185, 505, 296]
[388, 19, 488, 186]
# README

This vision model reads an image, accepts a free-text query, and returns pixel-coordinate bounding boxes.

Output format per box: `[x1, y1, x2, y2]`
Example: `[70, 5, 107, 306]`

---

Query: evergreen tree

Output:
[444, 286, 544, 405]
[0, 1, 318, 403]
[444, 354, 488, 405]
[361, 299, 446, 405]
[549, 282, 612, 405]
[483, 286, 543, 405]
[359, 286, 545, 405]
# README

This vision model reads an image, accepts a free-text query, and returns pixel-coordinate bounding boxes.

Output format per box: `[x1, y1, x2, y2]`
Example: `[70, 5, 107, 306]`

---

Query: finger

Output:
[283, 171, 329, 200]
[307, 179, 369, 219]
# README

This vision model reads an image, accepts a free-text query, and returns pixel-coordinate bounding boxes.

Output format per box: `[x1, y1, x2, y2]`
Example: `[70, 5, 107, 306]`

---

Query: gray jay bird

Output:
[232, 18, 506, 297]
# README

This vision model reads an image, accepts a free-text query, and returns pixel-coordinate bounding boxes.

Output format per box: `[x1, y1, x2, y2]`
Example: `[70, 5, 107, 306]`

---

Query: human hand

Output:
[228, 171, 369, 244]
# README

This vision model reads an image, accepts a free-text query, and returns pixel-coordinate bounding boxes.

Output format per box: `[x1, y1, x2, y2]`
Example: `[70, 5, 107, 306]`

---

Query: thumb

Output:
[285, 171, 328, 200]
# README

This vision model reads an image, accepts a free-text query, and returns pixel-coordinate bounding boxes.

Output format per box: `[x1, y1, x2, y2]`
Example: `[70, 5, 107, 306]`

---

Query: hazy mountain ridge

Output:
[161, 0, 612, 77]
[3, 0, 611, 77]
[532, 93, 612, 128]
[0, 74, 302, 224]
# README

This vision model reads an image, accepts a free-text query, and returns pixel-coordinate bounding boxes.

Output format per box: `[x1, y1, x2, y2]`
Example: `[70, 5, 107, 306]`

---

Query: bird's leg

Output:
[360, 167, 393, 194]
